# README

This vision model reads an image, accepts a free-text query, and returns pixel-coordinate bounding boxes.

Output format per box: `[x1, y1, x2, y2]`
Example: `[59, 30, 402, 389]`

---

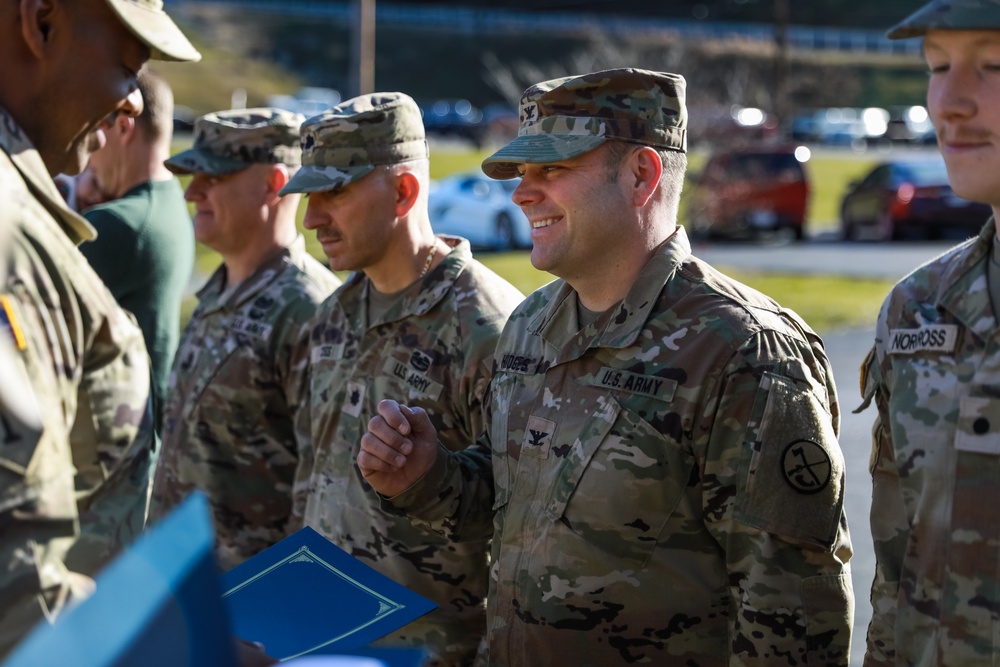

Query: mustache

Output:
[939, 127, 993, 144]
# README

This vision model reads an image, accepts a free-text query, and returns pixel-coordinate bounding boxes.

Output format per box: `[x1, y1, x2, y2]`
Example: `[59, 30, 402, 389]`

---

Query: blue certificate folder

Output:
[3, 493, 236, 667]
[220, 527, 438, 661]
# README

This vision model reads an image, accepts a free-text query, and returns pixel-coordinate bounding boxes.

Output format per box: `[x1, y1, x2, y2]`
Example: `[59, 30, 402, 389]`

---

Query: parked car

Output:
[686, 146, 811, 240]
[421, 99, 487, 148]
[840, 158, 991, 241]
[428, 173, 531, 251]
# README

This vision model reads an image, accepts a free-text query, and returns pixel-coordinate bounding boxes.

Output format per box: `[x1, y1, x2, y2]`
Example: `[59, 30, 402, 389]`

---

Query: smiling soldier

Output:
[360, 68, 854, 666]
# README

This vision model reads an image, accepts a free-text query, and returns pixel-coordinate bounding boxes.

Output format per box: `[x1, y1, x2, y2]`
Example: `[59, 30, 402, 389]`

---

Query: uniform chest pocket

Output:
[955, 396, 1000, 455]
[180, 335, 261, 432]
[547, 395, 695, 568]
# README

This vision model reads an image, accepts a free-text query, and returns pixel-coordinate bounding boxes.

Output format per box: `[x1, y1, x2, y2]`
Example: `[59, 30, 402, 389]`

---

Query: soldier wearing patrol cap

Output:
[861, 3, 1000, 666]
[360, 68, 854, 666]
[0, 0, 198, 655]
[149, 108, 341, 570]
[284, 92, 523, 666]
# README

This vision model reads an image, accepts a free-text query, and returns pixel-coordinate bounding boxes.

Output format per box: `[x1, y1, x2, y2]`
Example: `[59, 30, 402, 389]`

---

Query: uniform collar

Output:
[339, 236, 472, 330]
[936, 217, 996, 341]
[528, 226, 691, 363]
[0, 106, 96, 243]
[196, 235, 309, 314]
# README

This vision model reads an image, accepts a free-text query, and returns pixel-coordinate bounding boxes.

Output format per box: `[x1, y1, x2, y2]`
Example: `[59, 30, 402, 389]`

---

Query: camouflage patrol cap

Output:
[887, 0, 1000, 39]
[279, 92, 428, 195]
[104, 0, 201, 62]
[482, 68, 687, 180]
[165, 108, 305, 176]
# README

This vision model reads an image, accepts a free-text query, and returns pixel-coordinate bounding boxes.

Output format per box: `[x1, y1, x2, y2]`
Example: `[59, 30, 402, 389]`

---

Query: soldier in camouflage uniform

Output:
[283, 92, 523, 666]
[360, 69, 854, 666]
[860, 4, 1000, 666]
[150, 109, 341, 570]
[0, 0, 199, 656]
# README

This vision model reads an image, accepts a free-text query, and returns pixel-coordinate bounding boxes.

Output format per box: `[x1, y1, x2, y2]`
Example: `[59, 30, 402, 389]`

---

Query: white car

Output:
[428, 173, 531, 251]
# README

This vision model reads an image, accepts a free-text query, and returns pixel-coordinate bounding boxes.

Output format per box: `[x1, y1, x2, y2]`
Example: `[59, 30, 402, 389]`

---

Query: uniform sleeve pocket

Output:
[735, 373, 845, 550]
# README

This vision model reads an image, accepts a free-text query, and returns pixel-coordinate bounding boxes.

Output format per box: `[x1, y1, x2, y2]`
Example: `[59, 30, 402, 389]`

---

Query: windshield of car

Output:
[900, 161, 949, 186]
[705, 152, 804, 183]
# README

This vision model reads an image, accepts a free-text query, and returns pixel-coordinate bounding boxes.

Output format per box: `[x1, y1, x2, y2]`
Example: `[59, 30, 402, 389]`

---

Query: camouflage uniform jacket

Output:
[152, 236, 338, 570]
[861, 218, 1000, 666]
[392, 227, 854, 666]
[295, 238, 523, 666]
[0, 108, 155, 656]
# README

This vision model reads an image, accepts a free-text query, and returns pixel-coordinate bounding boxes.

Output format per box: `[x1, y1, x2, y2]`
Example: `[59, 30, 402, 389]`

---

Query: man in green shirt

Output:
[80, 69, 194, 426]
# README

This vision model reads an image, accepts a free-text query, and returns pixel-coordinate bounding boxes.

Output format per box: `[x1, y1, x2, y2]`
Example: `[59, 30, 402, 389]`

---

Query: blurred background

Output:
[159, 0, 967, 264]
[158, 4, 976, 662]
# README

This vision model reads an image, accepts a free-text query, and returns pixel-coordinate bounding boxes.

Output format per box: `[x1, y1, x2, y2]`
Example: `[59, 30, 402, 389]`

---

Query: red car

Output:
[686, 147, 811, 241]
[840, 158, 991, 241]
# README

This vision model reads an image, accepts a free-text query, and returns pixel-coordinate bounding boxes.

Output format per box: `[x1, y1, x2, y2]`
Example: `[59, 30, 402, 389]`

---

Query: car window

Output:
[904, 161, 949, 186]
[862, 166, 891, 188]
[706, 152, 803, 183]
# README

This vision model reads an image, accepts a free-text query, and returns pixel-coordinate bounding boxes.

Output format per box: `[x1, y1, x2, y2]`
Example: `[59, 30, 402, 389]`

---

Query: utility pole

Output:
[350, 0, 375, 97]
[774, 0, 790, 127]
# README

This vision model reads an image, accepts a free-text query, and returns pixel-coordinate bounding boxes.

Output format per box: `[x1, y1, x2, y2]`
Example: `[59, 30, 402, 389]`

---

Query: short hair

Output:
[135, 69, 174, 142]
[602, 141, 687, 210]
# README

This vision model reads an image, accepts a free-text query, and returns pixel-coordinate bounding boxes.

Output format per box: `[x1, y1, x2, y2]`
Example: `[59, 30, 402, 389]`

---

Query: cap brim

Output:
[279, 164, 374, 195]
[481, 134, 607, 179]
[164, 148, 249, 175]
[106, 0, 201, 62]
[885, 2, 941, 39]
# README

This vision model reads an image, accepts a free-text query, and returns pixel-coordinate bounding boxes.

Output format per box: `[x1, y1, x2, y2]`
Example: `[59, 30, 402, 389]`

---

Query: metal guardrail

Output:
[171, 0, 923, 56]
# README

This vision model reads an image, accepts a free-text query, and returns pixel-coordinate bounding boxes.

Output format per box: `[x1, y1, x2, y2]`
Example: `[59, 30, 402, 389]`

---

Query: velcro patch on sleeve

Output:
[736, 374, 844, 549]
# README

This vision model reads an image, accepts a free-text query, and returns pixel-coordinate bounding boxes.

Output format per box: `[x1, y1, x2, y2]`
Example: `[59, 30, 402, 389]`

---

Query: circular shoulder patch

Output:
[781, 440, 832, 494]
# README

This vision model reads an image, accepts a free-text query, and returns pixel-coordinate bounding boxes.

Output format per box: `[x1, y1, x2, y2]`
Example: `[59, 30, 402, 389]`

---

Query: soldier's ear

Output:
[265, 164, 290, 203]
[628, 146, 663, 208]
[117, 115, 137, 143]
[395, 170, 420, 218]
[19, 0, 60, 58]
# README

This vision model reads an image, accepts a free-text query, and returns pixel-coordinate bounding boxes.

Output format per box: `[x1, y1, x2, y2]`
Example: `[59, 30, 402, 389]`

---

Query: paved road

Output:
[823, 327, 877, 666]
[693, 235, 962, 281]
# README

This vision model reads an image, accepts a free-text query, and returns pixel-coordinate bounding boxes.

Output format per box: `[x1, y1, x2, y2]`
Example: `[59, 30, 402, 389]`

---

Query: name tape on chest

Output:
[887, 325, 958, 355]
[589, 366, 677, 400]
[229, 316, 273, 340]
[498, 352, 547, 375]
[311, 342, 345, 363]
[382, 356, 443, 401]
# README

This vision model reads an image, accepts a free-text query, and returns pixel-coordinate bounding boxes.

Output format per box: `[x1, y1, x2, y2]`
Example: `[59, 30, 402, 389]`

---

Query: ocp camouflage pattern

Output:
[152, 236, 339, 570]
[391, 227, 854, 666]
[0, 107, 155, 656]
[294, 238, 522, 666]
[887, 0, 1000, 39]
[860, 218, 1000, 666]
[281, 92, 429, 194]
[482, 68, 687, 179]
[165, 107, 304, 175]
